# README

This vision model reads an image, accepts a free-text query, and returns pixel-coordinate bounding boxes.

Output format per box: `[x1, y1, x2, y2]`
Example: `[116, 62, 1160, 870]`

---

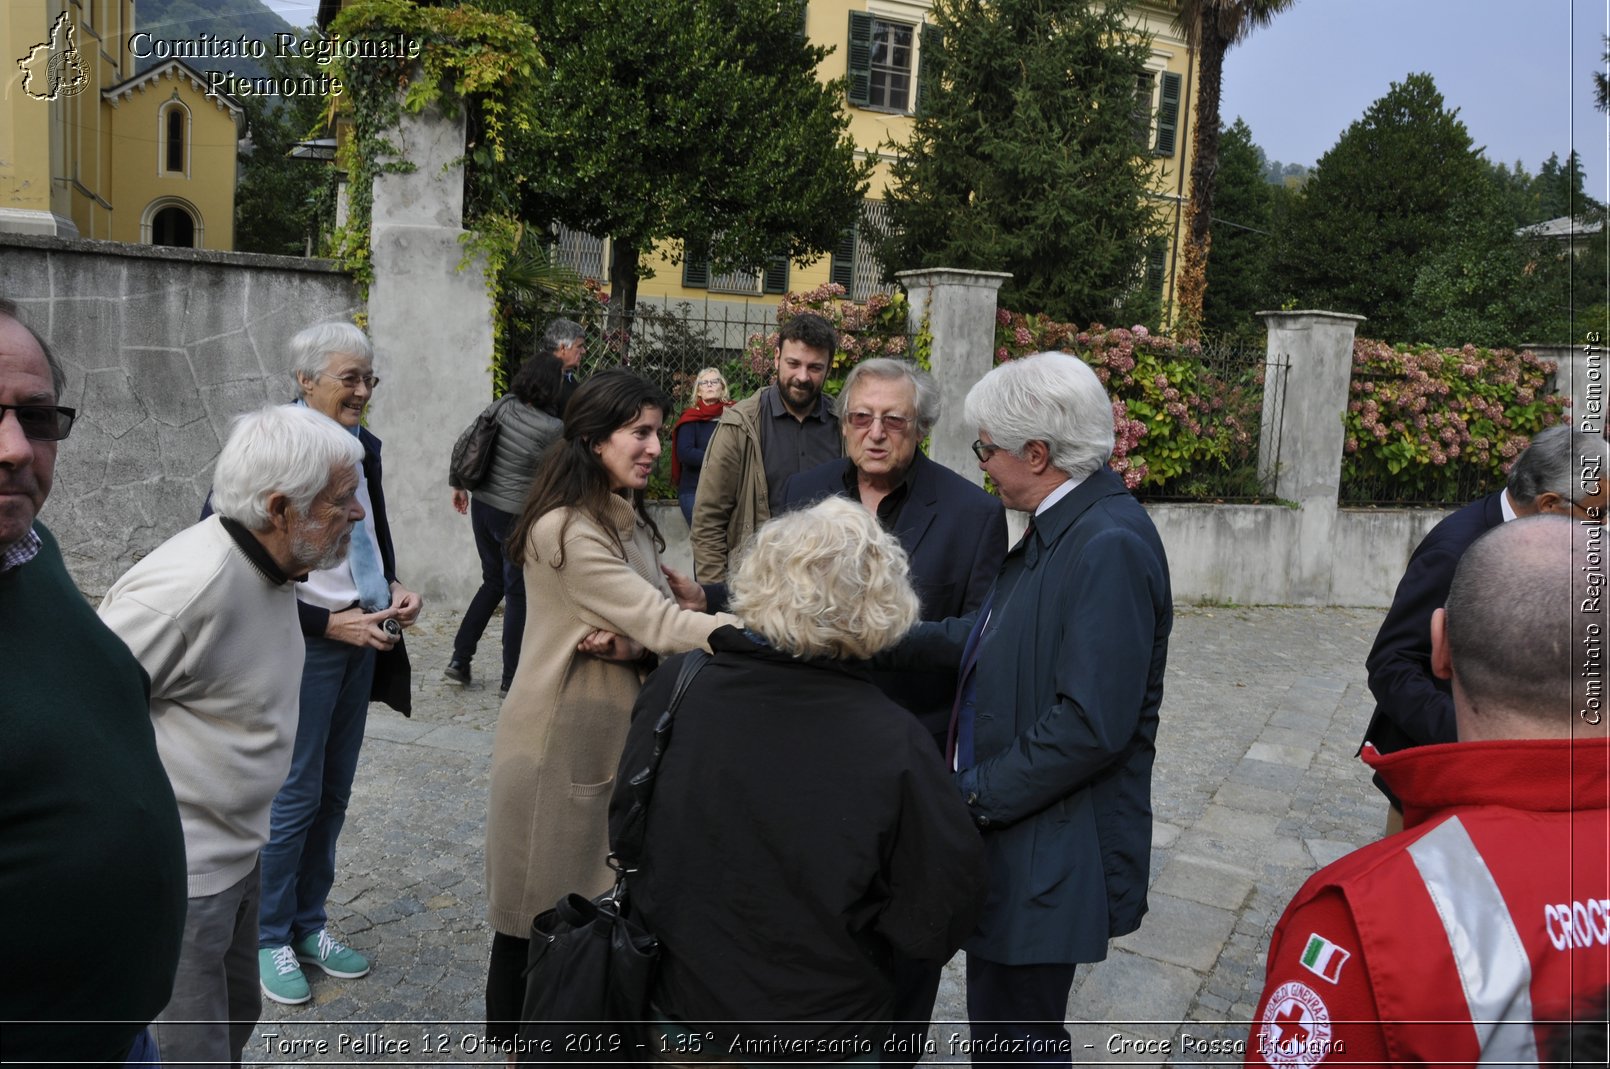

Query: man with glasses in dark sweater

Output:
[0, 299, 187, 1065]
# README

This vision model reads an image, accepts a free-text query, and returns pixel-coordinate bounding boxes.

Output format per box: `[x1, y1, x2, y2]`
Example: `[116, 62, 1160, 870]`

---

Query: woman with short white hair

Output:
[607, 497, 987, 1057]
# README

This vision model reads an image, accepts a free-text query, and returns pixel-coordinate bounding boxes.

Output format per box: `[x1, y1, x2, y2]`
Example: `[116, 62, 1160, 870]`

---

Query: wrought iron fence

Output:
[1128, 336, 1287, 504]
[1337, 368, 1504, 507]
[531, 300, 913, 404]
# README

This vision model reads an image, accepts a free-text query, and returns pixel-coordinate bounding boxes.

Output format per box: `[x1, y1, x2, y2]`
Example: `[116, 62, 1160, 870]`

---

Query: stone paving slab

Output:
[244, 604, 1386, 1068]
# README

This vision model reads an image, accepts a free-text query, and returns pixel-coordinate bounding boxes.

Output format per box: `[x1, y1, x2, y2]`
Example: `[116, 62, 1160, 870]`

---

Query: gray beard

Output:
[291, 521, 350, 572]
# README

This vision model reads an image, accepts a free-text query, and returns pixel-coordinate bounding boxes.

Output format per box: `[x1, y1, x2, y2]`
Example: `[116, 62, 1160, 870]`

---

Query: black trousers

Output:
[964, 955, 1079, 1069]
[882, 955, 945, 1069]
[486, 931, 529, 1046]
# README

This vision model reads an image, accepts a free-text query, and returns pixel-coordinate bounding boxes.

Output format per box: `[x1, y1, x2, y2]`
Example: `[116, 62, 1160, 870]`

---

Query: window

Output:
[829, 200, 895, 302]
[159, 100, 189, 175]
[682, 244, 789, 295]
[151, 205, 195, 247]
[847, 13, 919, 112]
[551, 224, 606, 281]
[1133, 72, 1156, 150]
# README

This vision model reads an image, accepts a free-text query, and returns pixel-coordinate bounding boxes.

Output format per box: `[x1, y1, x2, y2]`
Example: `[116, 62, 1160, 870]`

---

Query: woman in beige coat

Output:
[483, 370, 734, 1041]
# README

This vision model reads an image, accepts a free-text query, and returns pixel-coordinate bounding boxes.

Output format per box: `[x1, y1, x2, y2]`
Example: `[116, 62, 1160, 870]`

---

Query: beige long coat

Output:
[486, 495, 734, 936]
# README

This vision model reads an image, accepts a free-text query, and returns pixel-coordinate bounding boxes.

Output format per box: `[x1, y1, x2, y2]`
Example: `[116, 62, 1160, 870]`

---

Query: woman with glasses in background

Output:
[670, 367, 731, 527]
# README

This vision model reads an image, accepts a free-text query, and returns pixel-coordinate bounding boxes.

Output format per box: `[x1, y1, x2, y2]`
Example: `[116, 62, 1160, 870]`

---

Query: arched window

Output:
[159, 100, 189, 176]
[151, 206, 194, 247]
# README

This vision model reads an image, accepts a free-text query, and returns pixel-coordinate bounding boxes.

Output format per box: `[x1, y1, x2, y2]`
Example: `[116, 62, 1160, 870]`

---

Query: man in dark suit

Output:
[888, 351, 1171, 1066]
[1362, 423, 1607, 831]
[780, 358, 1007, 749]
[544, 318, 585, 413]
[780, 358, 1006, 1068]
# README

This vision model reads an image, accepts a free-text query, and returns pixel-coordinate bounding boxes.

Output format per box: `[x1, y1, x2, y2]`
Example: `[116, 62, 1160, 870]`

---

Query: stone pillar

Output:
[897, 268, 1011, 486]
[365, 101, 494, 605]
[1256, 309, 1365, 603]
[1256, 310, 1365, 502]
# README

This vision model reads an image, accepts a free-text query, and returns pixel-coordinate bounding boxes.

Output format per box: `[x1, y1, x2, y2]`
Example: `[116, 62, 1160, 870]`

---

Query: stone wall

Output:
[0, 232, 360, 593]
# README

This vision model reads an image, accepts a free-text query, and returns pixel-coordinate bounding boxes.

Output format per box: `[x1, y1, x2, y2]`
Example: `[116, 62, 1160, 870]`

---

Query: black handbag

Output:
[448, 396, 512, 490]
[517, 651, 710, 1065]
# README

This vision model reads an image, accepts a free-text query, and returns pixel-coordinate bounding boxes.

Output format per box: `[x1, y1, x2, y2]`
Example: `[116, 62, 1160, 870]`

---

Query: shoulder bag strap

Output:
[611, 649, 710, 867]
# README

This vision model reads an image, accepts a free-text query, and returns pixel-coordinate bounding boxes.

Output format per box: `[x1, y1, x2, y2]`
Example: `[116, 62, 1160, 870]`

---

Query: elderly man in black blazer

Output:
[886, 351, 1172, 1065]
[1362, 423, 1607, 831]
[780, 358, 1007, 748]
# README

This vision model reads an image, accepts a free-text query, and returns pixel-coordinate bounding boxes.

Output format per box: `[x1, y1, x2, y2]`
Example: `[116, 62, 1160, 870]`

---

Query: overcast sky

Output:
[264, 0, 1609, 206]
[1218, 0, 1606, 202]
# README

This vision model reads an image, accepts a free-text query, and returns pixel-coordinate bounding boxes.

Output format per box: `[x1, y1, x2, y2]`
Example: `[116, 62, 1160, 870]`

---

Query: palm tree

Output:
[1596, 36, 1608, 112]
[1172, 0, 1295, 339]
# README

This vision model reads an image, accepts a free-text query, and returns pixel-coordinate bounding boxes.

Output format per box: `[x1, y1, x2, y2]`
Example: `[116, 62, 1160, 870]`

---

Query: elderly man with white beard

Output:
[99, 404, 366, 1068]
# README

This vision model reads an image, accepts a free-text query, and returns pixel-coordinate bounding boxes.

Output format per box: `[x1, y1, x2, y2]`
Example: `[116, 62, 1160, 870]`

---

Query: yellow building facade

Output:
[2, 0, 242, 249]
[558, 0, 1196, 324]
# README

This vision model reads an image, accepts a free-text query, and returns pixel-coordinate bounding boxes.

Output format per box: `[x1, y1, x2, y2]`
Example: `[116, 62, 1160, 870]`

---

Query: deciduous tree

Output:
[483, 0, 870, 319]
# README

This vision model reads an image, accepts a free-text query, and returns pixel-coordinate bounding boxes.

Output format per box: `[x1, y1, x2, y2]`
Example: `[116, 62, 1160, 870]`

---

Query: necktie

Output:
[946, 519, 1034, 770]
[947, 588, 994, 770]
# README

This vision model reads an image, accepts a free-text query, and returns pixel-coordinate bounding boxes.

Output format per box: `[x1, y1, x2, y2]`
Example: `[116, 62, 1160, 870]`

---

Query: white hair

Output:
[289, 321, 373, 394]
[211, 405, 365, 530]
[728, 497, 919, 660]
[964, 351, 1113, 479]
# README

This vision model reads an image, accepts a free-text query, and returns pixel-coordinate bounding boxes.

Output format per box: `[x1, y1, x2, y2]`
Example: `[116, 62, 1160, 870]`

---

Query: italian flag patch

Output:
[1299, 933, 1349, 984]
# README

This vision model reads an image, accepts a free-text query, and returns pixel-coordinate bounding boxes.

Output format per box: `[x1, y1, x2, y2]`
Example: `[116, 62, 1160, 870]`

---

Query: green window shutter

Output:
[1155, 71, 1181, 157]
[1145, 238, 1166, 296]
[682, 245, 709, 289]
[763, 254, 790, 295]
[916, 22, 940, 114]
[1132, 71, 1155, 151]
[829, 227, 856, 290]
[847, 11, 873, 107]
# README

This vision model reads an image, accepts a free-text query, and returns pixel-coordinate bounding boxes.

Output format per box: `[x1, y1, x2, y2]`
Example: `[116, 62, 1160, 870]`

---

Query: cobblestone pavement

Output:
[246, 603, 1386, 1068]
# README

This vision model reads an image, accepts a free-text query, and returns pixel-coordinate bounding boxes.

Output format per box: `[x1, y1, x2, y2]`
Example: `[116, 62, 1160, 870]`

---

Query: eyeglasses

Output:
[846, 411, 913, 434]
[972, 439, 1004, 462]
[0, 403, 76, 442]
[696, 378, 723, 387]
[317, 370, 380, 390]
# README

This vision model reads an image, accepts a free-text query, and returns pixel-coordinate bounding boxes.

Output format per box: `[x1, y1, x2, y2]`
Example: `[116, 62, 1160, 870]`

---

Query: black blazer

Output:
[1361, 490, 1504, 760]
[779, 452, 1007, 741]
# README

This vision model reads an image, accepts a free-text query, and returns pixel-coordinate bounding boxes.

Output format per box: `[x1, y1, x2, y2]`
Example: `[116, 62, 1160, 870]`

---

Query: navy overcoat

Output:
[894, 466, 1171, 964]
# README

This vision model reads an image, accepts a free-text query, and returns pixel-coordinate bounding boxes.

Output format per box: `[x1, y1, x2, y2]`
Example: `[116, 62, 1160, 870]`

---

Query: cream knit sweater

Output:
[99, 517, 305, 897]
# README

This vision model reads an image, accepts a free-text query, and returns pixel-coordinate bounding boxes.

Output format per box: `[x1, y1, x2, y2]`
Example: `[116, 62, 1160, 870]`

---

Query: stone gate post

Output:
[897, 268, 1011, 486]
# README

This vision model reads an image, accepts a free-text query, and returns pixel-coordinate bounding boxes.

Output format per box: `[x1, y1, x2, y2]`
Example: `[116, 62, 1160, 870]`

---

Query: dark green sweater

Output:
[0, 526, 186, 1066]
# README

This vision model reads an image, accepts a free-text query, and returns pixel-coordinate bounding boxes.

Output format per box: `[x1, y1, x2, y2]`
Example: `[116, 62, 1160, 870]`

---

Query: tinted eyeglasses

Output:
[845, 411, 913, 434]
[317, 370, 381, 390]
[0, 403, 76, 442]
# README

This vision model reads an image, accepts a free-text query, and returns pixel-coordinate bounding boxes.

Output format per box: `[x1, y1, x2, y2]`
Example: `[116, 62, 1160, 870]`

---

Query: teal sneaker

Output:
[293, 928, 371, 979]
[259, 945, 311, 1005]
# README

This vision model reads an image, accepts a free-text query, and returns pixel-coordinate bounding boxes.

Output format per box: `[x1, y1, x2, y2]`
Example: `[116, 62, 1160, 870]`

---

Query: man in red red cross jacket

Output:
[1248, 514, 1609, 1067]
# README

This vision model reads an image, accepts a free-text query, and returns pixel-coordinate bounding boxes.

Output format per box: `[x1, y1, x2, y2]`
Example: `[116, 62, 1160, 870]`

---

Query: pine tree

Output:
[873, 0, 1160, 325]
[1200, 118, 1273, 338]
[1279, 73, 1492, 340]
